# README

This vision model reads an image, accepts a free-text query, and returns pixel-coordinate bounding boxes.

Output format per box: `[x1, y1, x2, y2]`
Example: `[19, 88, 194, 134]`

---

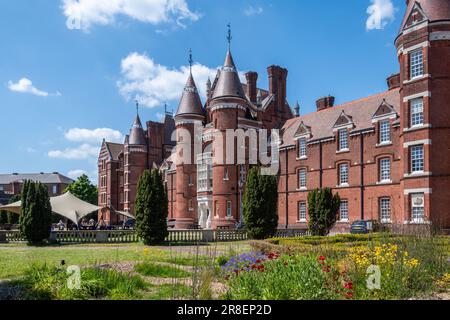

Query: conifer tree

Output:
[243, 167, 279, 239]
[135, 169, 168, 245]
[19, 181, 52, 244]
[307, 188, 341, 236]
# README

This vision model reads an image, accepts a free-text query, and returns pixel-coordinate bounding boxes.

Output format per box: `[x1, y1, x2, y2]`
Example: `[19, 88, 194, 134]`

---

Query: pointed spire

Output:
[294, 101, 300, 117]
[175, 71, 204, 118]
[129, 101, 147, 145]
[188, 48, 193, 74]
[227, 23, 232, 51]
[211, 27, 246, 100]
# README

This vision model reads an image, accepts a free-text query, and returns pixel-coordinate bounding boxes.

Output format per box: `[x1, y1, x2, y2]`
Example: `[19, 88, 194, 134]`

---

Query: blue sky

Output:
[0, 0, 406, 183]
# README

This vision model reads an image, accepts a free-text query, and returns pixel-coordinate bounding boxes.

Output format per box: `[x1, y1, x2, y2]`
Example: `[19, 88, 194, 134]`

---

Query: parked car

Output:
[122, 219, 136, 230]
[350, 220, 370, 234]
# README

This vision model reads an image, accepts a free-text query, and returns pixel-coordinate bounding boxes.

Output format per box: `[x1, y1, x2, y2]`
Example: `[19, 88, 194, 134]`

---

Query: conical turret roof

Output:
[212, 50, 246, 100]
[175, 73, 204, 118]
[129, 114, 147, 145]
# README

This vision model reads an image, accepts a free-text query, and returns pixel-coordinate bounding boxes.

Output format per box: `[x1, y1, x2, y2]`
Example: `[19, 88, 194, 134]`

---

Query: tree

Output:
[0, 210, 7, 224]
[64, 174, 98, 221]
[19, 181, 53, 244]
[307, 188, 341, 236]
[64, 174, 98, 205]
[135, 169, 168, 245]
[243, 167, 279, 240]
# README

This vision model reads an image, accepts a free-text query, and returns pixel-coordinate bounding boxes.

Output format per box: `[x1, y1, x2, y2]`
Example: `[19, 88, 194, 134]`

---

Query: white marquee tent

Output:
[0, 192, 135, 225]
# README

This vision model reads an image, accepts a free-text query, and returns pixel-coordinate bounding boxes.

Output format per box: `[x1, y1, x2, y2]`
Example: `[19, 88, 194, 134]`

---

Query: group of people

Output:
[54, 218, 108, 231]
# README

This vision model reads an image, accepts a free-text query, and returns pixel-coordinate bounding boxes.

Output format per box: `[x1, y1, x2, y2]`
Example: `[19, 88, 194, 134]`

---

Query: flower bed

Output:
[223, 235, 449, 300]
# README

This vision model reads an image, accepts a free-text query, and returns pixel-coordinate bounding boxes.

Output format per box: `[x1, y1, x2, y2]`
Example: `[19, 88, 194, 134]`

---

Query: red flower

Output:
[256, 259, 262, 264]
[344, 282, 353, 290]
[318, 256, 326, 261]
[345, 292, 353, 299]
[322, 266, 331, 273]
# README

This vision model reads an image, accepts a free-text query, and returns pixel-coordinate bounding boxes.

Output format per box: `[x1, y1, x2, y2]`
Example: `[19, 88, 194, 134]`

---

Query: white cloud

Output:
[118, 52, 220, 108]
[366, 0, 395, 30]
[65, 128, 124, 143]
[244, 6, 263, 16]
[62, 0, 200, 31]
[8, 78, 59, 97]
[48, 144, 100, 160]
[67, 169, 88, 179]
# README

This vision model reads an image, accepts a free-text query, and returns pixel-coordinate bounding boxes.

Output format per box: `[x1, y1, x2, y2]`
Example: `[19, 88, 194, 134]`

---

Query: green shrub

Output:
[307, 188, 340, 236]
[135, 170, 169, 245]
[243, 167, 278, 240]
[19, 181, 52, 244]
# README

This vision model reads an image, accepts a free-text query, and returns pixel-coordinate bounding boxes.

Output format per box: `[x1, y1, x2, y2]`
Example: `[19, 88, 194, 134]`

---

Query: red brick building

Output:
[99, 0, 450, 230]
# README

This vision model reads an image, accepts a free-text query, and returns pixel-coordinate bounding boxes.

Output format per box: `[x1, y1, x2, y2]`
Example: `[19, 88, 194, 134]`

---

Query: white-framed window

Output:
[411, 193, 425, 222]
[223, 168, 229, 181]
[197, 153, 213, 192]
[226, 201, 232, 218]
[188, 174, 193, 186]
[298, 201, 307, 222]
[52, 185, 58, 195]
[410, 49, 424, 79]
[298, 169, 307, 189]
[411, 145, 424, 173]
[379, 158, 391, 182]
[339, 163, 349, 185]
[380, 198, 391, 223]
[298, 138, 307, 158]
[410, 98, 424, 127]
[340, 200, 349, 221]
[379, 120, 391, 143]
[338, 129, 348, 151]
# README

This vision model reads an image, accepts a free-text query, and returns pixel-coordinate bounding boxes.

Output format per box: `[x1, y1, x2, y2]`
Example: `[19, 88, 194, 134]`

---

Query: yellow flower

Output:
[143, 248, 150, 256]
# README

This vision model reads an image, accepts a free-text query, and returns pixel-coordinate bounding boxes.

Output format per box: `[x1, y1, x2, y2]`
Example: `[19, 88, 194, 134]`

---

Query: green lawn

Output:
[0, 242, 249, 280]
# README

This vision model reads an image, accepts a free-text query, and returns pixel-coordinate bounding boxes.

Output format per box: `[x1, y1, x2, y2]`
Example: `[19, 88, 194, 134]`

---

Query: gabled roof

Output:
[0, 173, 74, 185]
[176, 73, 204, 118]
[400, 0, 450, 31]
[372, 99, 397, 119]
[281, 89, 400, 148]
[333, 111, 354, 128]
[105, 142, 123, 161]
[212, 50, 246, 100]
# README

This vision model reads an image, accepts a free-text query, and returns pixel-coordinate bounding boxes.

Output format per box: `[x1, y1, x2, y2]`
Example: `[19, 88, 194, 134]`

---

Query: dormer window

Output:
[298, 138, 307, 159]
[410, 49, 423, 79]
[338, 129, 349, 151]
[379, 120, 391, 144]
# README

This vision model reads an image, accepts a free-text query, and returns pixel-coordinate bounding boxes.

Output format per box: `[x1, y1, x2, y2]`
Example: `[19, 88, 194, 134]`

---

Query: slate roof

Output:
[212, 50, 246, 100]
[401, 0, 450, 31]
[129, 114, 147, 145]
[105, 142, 124, 160]
[176, 73, 204, 117]
[280, 88, 400, 148]
[0, 173, 74, 185]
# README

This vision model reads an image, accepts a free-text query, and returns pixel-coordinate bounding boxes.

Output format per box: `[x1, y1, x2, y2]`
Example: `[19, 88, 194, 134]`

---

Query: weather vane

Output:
[227, 23, 232, 50]
[135, 100, 139, 116]
[189, 49, 193, 73]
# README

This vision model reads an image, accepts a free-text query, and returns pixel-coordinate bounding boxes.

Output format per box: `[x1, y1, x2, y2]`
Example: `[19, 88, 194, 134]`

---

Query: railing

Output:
[0, 228, 304, 244]
[274, 229, 310, 238]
